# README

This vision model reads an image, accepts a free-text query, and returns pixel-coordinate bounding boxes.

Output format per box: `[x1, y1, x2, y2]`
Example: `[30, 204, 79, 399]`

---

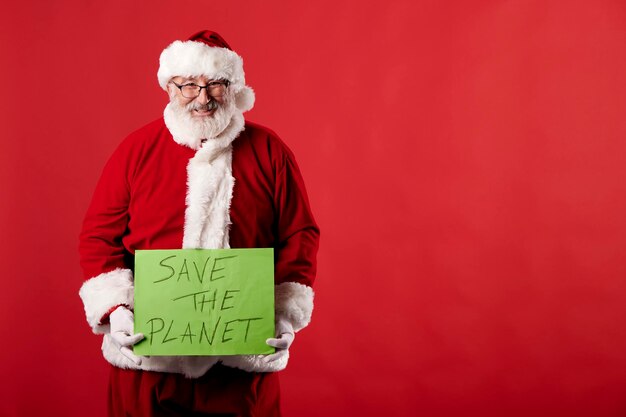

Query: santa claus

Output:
[78, 30, 319, 417]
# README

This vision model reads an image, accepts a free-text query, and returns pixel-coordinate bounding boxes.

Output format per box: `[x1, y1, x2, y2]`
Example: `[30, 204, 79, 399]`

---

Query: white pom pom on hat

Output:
[158, 30, 255, 112]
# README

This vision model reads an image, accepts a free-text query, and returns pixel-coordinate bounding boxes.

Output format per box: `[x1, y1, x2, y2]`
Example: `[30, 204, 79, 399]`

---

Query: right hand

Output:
[109, 306, 145, 365]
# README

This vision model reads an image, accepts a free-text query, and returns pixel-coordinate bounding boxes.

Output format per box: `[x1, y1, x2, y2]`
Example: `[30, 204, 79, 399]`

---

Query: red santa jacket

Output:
[79, 115, 319, 377]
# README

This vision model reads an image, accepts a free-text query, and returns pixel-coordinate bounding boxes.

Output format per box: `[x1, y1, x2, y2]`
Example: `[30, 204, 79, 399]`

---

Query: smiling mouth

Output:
[190, 99, 218, 116]
[194, 108, 214, 115]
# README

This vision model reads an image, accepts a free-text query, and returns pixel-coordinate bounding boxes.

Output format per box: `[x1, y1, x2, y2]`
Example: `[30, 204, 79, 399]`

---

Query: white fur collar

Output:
[182, 113, 244, 249]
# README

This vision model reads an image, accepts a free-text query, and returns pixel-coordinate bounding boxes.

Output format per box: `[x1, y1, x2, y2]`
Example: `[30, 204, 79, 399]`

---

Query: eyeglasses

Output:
[170, 80, 230, 99]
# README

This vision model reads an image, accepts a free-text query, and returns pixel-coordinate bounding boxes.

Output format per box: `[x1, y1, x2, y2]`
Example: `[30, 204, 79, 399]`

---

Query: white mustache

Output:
[189, 100, 218, 112]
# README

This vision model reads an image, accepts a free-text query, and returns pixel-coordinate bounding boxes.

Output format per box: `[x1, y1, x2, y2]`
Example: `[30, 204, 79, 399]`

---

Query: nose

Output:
[195, 86, 210, 104]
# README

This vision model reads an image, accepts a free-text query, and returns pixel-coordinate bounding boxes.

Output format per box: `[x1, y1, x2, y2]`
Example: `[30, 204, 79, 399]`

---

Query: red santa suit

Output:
[78, 31, 319, 417]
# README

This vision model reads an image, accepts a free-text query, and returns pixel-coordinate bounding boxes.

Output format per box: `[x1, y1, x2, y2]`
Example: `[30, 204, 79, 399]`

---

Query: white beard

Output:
[163, 93, 239, 150]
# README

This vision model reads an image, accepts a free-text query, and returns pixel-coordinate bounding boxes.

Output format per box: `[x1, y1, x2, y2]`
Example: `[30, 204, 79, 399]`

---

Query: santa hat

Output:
[157, 30, 255, 112]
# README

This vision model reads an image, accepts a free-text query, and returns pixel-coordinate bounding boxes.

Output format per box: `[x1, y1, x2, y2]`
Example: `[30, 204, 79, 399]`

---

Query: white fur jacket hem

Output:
[87, 279, 313, 376]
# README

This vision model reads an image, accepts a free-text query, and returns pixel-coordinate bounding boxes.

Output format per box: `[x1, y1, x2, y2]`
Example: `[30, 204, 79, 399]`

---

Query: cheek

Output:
[172, 95, 192, 108]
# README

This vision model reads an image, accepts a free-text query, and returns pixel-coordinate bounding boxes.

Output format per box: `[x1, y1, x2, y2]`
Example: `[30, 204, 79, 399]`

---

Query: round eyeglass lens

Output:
[181, 85, 201, 98]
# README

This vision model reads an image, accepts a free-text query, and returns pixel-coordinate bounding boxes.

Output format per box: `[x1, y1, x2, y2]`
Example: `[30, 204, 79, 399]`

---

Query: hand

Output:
[263, 318, 295, 363]
[109, 306, 145, 365]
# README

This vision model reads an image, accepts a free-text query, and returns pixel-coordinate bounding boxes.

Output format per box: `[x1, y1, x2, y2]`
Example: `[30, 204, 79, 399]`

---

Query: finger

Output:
[110, 331, 129, 345]
[112, 332, 144, 347]
[119, 333, 145, 347]
[126, 333, 145, 346]
[120, 346, 143, 366]
[281, 332, 295, 345]
[267, 332, 294, 348]
[266, 337, 290, 349]
[263, 349, 288, 363]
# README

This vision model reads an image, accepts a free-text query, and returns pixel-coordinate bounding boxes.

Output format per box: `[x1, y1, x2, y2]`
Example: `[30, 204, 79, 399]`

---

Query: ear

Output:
[166, 83, 177, 100]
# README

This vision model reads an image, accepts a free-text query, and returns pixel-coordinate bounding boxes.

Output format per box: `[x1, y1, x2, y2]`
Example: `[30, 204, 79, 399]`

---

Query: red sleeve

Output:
[79, 140, 133, 279]
[78, 139, 136, 333]
[273, 149, 320, 288]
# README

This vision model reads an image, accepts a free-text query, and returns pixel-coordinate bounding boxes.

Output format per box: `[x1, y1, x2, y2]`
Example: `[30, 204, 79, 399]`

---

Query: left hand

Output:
[109, 306, 145, 365]
[263, 318, 295, 363]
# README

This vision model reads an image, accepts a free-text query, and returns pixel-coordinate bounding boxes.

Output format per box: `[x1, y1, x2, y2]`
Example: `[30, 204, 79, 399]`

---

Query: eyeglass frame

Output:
[169, 80, 231, 99]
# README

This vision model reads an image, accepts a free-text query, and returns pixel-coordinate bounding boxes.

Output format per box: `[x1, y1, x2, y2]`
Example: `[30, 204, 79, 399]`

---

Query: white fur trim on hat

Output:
[158, 40, 244, 89]
[157, 40, 255, 112]
[78, 268, 134, 334]
[235, 86, 255, 112]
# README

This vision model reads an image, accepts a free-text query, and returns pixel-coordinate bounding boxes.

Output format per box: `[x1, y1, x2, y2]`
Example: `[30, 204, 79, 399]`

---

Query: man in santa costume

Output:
[78, 30, 319, 417]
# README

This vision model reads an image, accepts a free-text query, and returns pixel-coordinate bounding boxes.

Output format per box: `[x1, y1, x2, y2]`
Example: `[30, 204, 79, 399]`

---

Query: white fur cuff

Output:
[275, 282, 314, 332]
[79, 268, 134, 334]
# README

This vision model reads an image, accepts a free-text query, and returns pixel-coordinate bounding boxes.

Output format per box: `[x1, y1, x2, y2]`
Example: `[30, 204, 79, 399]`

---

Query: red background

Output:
[2, 1, 626, 416]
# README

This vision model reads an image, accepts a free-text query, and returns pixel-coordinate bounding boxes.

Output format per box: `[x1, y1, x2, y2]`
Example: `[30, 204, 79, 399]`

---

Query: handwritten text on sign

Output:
[134, 249, 275, 356]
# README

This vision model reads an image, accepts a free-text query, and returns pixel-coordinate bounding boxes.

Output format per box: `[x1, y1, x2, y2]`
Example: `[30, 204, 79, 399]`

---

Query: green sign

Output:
[133, 248, 275, 356]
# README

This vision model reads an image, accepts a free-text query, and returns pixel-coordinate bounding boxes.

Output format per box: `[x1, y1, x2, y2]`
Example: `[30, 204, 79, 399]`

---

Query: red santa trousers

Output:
[108, 364, 281, 417]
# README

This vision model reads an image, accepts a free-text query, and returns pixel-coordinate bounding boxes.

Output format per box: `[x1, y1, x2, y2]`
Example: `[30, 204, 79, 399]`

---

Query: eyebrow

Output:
[173, 77, 198, 83]
[174, 77, 227, 86]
